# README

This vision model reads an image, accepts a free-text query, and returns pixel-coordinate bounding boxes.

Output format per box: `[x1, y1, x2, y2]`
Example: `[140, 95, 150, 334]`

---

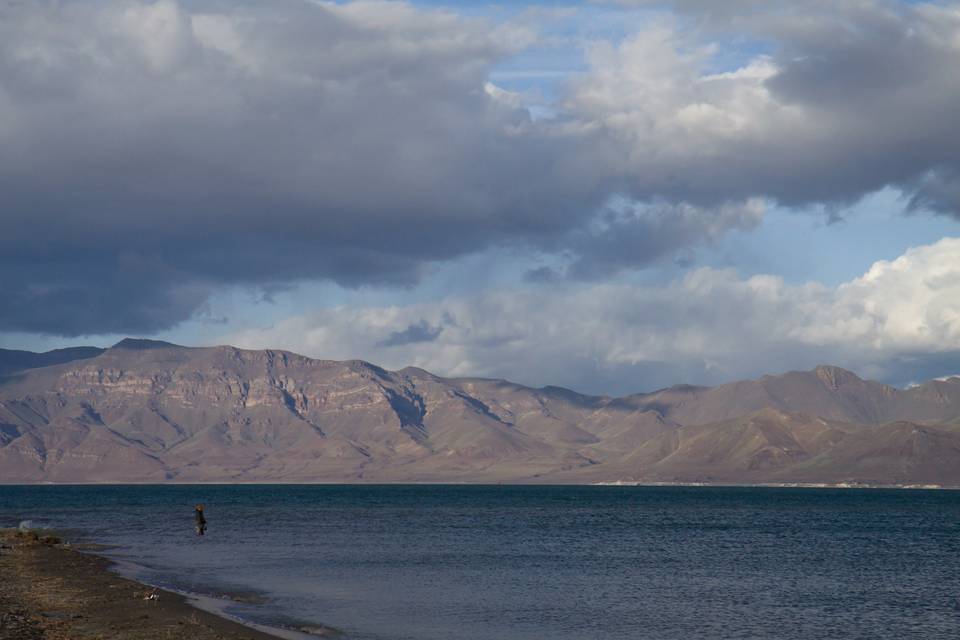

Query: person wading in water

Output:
[195, 504, 207, 536]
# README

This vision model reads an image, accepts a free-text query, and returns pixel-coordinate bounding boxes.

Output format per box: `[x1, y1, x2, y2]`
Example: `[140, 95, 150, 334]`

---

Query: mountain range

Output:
[1, 339, 959, 485]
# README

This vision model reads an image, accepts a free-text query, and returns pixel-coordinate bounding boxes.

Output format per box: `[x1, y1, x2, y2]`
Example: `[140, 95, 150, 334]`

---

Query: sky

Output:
[1, 0, 960, 395]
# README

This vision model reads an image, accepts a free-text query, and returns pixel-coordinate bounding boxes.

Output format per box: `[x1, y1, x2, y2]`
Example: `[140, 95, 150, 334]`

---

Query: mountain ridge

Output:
[1, 340, 959, 484]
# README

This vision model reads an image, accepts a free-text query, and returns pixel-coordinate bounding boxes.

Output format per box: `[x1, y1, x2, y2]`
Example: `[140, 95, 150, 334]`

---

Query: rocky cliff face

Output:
[1, 339, 959, 484]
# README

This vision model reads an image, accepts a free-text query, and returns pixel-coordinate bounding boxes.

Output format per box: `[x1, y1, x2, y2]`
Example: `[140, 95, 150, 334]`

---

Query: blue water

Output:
[2, 485, 960, 639]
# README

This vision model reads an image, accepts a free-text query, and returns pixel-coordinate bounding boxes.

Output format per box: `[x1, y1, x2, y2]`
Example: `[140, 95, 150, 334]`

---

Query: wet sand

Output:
[0, 529, 297, 640]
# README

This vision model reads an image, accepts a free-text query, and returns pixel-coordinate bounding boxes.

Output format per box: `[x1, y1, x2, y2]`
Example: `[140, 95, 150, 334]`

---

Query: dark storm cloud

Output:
[0, 0, 606, 334]
[565, 1, 960, 212]
[908, 169, 960, 219]
[551, 200, 763, 280]
[378, 320, 444, 347]
[752, 3, 960, 208]
[2, 0, 960, 336]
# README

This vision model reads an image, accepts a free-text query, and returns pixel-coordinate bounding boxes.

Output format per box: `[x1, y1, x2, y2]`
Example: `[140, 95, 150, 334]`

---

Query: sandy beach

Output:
[0, 529, 294, 640]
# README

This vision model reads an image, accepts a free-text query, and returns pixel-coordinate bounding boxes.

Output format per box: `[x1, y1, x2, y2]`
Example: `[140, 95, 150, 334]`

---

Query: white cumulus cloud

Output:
[227, 238, 960, 394]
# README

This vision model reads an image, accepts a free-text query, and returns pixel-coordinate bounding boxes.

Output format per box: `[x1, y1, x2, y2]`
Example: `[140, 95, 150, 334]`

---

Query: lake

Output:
[2, 484, 959, 639]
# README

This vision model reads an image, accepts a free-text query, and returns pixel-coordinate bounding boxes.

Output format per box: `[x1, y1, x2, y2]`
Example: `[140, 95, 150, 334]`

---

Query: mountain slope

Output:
[1, 340, 960, 484]
[622, 366, 960, 426]
[0, 341, 608, 482]
[543, 409, 862, 484]
[777, 421, 960, 485]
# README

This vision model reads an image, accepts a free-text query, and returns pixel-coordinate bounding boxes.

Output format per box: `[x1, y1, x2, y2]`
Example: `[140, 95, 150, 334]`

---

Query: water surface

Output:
[2, 485, 959, 639]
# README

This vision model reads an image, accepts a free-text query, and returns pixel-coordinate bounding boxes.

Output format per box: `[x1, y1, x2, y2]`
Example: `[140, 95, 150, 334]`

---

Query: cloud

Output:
[3, 0, 960, 336]
[228, 238, 960, 395]
[908, 168, 960, 218]
[564, 3, 960, 210]
[0, 0, 592, 334]
[552, 198, 765, 279]
[378, 319, 445, 347]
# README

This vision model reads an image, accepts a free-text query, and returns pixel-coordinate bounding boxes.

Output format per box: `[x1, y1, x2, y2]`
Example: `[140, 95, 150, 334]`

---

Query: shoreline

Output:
[587, 481, 958, 490]
[0, 529, 330, 640]
[1, 480, 958, 490]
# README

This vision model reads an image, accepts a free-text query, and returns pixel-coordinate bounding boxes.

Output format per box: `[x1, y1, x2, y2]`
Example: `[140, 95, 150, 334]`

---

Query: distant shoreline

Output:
[1, 480, 958, 490]
[590, 481, 959, 490]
